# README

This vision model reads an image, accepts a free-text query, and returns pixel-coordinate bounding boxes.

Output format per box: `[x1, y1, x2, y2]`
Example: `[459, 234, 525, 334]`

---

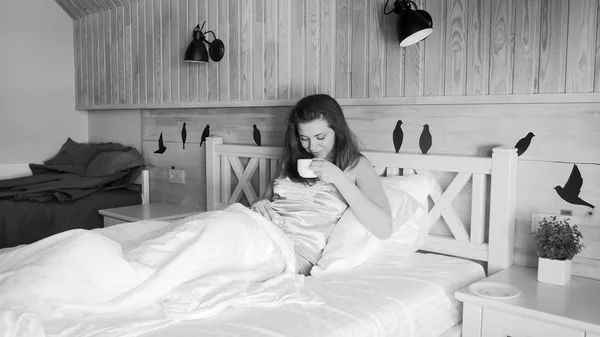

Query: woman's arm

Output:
[250, 167, 282, 223]
[311, 157, 393, 239]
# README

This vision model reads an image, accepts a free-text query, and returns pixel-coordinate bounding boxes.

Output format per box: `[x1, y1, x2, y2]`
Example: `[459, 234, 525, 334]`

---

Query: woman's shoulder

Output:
[345, 155, 375, 181]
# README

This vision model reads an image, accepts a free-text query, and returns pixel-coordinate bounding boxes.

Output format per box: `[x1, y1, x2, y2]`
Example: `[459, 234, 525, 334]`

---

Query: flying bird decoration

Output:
[419, 124, 432, 154]
[554, 164, 595, 209]
[253, 124, 262, 146]
[199, 125, 210, 147]
[181, 122, 187, 149]
[514, 132, 535, 156]
[393, 120, 403, 153]
[154, 132, 167, 154]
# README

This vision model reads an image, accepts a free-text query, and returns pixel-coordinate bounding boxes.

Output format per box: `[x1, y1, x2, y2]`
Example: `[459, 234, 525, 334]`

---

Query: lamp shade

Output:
[396, 8, 433, 47]
[184, 28, 209, 63]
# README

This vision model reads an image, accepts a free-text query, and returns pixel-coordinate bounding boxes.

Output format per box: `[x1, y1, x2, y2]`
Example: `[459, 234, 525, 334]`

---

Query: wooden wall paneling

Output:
[118, 4, 126, 104]
[153, 0, 162, 103]
[368, 0, 384, 98]
[423, 0, 447, 96]
[198, 0, 209, 102]
[126, 2, 134, 104]
[109, 5, 117, 104]
[145, 0, 155, 103]
[404, 0, 425, 97]
[566, 0, 597, 93]
[186, 0, 197, 102]
[228, 0, 240, 101]
[138, 0, 147, 104]
[253, 0, 266, 100]
[538, 0, 568, 94]
[335, 0, 351, 98]
[465, 0, 490, 95]
[206, 1, 218, 101]
[290, 0, 305, 99]
[169, 0, 179, 103]
[350, 0, 368, 98]
[277, 0, 290, 99]
[445, 0, 467, 96]
[265, 0, 278, 99]
[305, 0, 320, 96]
[383, 3, 404, 97]
[55, 1, 78, 20]
[513, 0, 541, 94]
[160, 0, 170, 103]
[320, 0, 335, 96]
[595, 0, 600, 92]
[92, 13, 99, 105]
[240, 0, 253, 101]
[74, 19, 82, 107]
[178, 0, 188, 102]
[104, 10, 112, 104]
[82, 16, 89, 107]
[98, 11, 106, 105]
[489, 0, 515, 95]
[341, 103, 600, 164]
[216, 0, 229, 101]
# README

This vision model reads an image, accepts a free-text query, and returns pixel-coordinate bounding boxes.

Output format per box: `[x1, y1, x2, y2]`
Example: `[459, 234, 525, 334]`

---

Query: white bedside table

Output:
[455, 265, 600, 337]
[99, 202, 202, 227]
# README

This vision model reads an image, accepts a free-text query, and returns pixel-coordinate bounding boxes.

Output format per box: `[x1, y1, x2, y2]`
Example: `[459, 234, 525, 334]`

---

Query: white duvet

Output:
[0, 204, 320, 337]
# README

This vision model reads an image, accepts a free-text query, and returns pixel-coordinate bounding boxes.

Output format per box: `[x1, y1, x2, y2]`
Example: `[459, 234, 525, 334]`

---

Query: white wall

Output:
[0, 0, 87, 165]
[88, 110, 142, 152]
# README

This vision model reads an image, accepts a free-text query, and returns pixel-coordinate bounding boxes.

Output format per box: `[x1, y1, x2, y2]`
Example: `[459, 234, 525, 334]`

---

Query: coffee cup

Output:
[297, 159, 317, 178]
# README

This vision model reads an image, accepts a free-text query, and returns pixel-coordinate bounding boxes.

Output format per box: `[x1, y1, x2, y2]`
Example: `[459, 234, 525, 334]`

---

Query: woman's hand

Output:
[250, 197, 283, 224]
[309, 158, 345, 184]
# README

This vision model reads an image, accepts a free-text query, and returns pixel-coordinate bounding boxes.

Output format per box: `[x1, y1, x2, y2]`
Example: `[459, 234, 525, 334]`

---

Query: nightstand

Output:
[455, 265, 600, 337]
[99, 202, 202, 227]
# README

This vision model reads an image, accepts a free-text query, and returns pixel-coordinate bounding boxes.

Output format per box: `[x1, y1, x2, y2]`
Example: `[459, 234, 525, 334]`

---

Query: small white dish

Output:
[468, 282, 521, 299]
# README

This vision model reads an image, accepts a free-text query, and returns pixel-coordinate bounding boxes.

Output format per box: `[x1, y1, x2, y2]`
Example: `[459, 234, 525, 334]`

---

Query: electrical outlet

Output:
[530, 212, 581, 233]
[168, 169, 185, 184]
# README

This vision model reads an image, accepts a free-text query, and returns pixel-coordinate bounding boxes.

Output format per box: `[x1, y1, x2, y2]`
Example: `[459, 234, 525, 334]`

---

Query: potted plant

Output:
[532, 216, 584, 285]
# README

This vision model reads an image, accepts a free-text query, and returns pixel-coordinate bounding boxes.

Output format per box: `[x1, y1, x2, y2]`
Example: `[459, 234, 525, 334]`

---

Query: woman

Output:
[250, 94, 392, 275]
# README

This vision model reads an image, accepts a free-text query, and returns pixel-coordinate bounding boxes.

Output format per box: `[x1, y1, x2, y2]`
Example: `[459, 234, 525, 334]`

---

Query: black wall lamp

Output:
[184, 22, 225, 63]
[384, 0, 433, 47]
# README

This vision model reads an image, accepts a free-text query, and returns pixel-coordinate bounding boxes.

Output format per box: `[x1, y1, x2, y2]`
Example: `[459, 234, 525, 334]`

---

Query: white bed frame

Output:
[0, 165, 150, 205]
[205, 136, 517, 275]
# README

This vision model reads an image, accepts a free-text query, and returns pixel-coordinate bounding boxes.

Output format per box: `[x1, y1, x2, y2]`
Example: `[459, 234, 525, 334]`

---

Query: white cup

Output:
[297, 159, 317, 178]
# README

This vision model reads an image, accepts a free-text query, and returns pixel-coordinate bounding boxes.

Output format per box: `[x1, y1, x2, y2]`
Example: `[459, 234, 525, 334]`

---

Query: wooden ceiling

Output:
[54, 0, 128, 19]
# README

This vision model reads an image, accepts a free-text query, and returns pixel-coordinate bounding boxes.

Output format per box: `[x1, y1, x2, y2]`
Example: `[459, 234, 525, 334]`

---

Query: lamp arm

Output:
[383, 0, 394, 15]
[204, 30, 217, 43]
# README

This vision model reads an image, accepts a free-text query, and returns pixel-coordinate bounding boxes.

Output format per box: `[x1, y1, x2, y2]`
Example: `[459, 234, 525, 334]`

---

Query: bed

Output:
[0, 148, 150, 249]
[0, 136, 517, 337]
[140, 136, 518, 337]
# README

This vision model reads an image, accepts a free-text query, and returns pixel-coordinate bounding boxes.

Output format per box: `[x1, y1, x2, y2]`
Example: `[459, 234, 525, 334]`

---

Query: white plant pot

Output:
[537, 257, 572, 285]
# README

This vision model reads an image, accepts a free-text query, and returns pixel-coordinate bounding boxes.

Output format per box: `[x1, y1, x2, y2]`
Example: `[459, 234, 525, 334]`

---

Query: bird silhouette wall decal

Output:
[393, 120, 403, 153]
[554, 164, 595, 209]
[154, 132, 167, 154]
[514, 132, 535, 156]
[199, 125, 210, 147]
[253, 124, 262, 146]
[181, 122, 187, 149]
[419, 124, 432, 154]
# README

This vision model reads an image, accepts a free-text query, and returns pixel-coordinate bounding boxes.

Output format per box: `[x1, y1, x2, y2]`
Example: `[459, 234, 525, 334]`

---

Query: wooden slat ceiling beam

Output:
[54, 0, 123, 20]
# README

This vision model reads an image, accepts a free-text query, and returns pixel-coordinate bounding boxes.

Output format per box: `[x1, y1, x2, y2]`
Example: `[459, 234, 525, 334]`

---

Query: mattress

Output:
[141, 251, 486, 337]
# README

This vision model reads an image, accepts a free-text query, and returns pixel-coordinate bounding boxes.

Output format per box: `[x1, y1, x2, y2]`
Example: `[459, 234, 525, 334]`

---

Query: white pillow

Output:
[312, 174, 431, 274]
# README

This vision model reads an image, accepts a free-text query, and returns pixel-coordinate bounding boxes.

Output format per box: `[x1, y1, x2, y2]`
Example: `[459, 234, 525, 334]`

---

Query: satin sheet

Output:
[141, 252, 486, 337]
[271, 177, 348, 265]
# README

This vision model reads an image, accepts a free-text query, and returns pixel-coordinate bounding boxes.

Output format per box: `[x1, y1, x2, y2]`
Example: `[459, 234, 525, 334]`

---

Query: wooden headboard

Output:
[205, 136, 518, 275]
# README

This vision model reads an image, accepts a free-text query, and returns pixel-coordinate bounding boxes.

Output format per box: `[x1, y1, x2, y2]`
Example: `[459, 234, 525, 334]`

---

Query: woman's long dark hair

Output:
[280, 94, 362, 183]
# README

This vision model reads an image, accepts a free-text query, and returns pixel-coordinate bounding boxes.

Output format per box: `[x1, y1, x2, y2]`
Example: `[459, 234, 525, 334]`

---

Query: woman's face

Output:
[297, 118, 336, 161]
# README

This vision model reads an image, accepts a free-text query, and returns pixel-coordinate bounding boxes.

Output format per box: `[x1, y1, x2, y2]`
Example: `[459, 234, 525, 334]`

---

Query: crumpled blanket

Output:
[0, 204, 321, 337]
[0, 138, 143, 202]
